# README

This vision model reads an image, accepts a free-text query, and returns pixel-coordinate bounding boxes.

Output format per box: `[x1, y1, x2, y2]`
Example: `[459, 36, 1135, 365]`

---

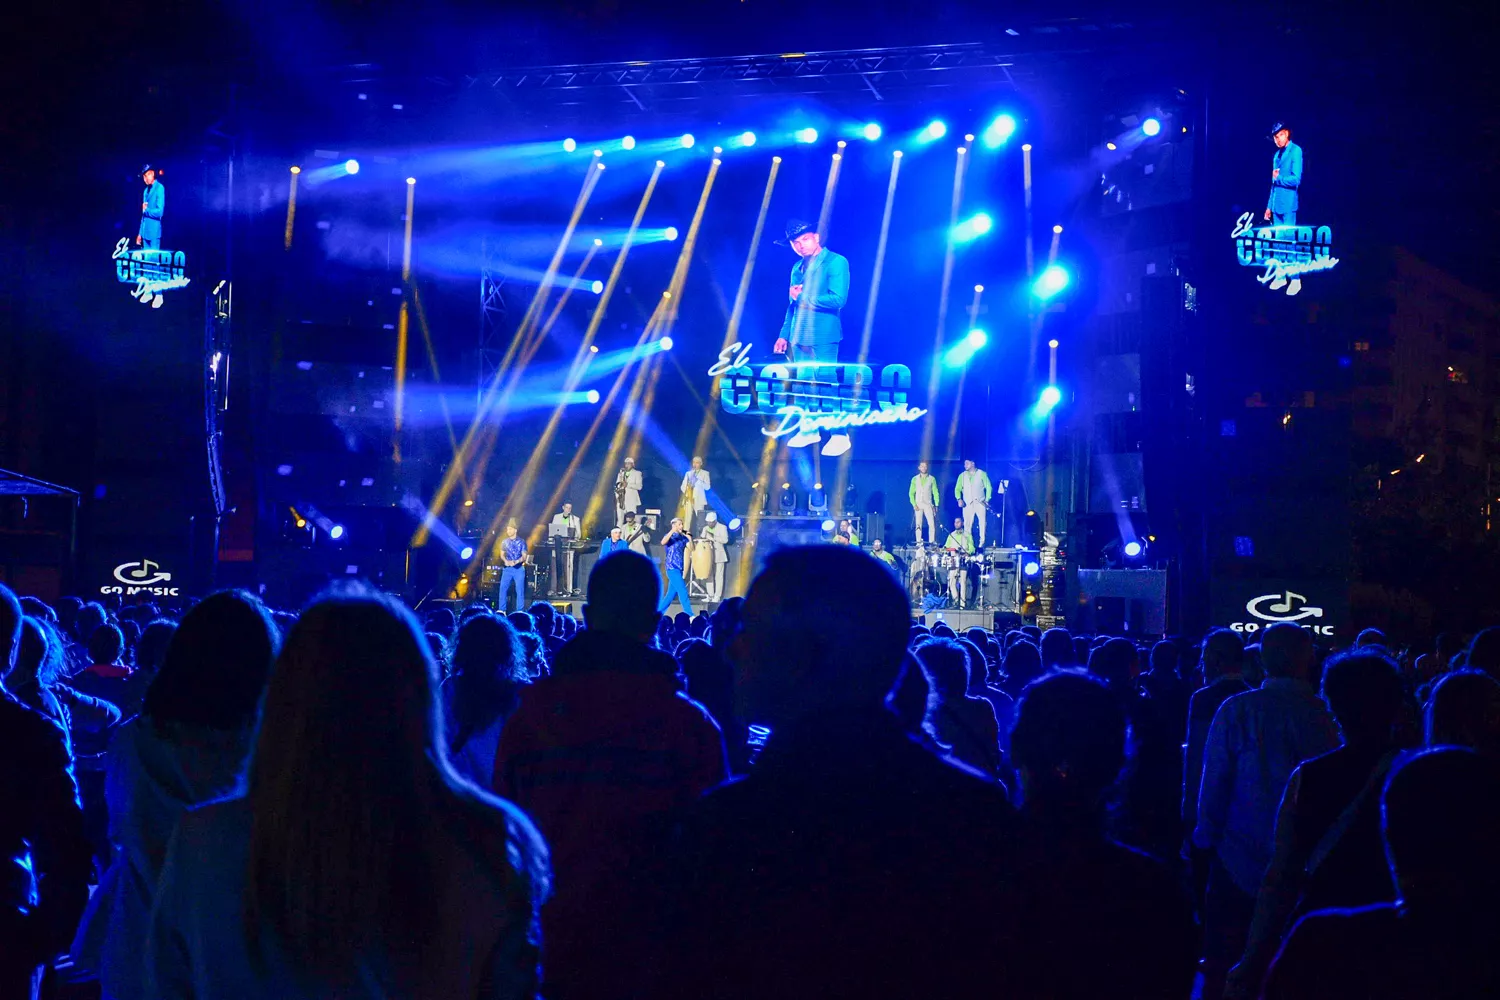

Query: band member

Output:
[598, 525, 630, 559]
[955, 459, 994, 548]
[944, 516, 976, 608]
[1264, 122, 1302, 226]
[657, 517, 694, 614]
[909, 461, 940, 545]
[614, 457, 643, 527]
[498, 522, 528, 613]
[701, 511, 730, 603]
[870, 538, 899, 575]
[773, 219, 852, 456]
[680, 457, 711, 533]
[909, 543, 931, 603]
[836, 519, 860, 546]
[550, 502, 582, 538]
[136, 164, 165, 249]
[622, 511, 651, 556]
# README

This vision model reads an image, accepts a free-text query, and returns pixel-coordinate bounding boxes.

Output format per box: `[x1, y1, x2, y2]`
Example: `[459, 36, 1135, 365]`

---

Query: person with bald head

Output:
[1193, 624, 1339, 1000]
[652, 546, 1020, 998]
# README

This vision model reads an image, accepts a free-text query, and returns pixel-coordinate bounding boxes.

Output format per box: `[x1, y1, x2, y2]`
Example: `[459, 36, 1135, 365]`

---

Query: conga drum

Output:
[691, 538, 715, 580]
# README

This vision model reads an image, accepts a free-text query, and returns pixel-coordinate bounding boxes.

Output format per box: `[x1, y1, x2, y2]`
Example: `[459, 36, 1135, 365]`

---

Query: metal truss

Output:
[478, 239, 508, 406]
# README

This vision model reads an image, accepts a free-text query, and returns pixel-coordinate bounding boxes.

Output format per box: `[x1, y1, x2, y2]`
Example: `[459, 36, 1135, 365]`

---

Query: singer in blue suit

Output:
[1264, 123, 1301, 226]
[137, 165, 165, 249]
[773, 219, 849, 363]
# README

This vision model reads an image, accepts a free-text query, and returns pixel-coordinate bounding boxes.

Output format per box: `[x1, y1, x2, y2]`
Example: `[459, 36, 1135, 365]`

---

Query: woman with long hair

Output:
[147, 585, 549, 998]
[442, 613, 530, 788]
[72, 591, 278, 1000]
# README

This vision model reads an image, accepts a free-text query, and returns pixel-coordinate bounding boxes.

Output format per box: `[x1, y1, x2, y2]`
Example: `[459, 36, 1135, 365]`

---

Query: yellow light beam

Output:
[919, 145, 970, 464]
[283, 167, 300, 249]
[414, 159, 604, 546]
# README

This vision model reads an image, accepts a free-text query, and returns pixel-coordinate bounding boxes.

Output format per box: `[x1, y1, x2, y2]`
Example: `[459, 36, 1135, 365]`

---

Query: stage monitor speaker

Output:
[993, 611, 1024, 632]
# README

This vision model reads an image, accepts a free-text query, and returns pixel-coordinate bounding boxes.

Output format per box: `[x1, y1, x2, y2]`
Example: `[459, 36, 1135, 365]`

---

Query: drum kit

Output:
[901, 545, 1019, 612]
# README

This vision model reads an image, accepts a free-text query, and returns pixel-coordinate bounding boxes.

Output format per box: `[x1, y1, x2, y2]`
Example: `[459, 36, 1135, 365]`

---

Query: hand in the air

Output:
[1264, 208, 1272, 221]
[773, 338, 789, 354]
[790, 284, 803, 300]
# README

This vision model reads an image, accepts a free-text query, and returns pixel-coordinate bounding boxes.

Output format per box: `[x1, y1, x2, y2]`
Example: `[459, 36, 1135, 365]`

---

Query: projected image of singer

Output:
[773, 219, 851, 456]
[136, 164, 165, 249]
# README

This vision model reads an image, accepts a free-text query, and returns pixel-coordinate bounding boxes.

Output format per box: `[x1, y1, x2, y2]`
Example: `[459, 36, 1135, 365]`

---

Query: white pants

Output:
[711, 562, 726, 602]
[947, 564, 970, 606]
[913, 505, 936, 545]
[963, 500, 987, 547]
[683, 505, 705, 534]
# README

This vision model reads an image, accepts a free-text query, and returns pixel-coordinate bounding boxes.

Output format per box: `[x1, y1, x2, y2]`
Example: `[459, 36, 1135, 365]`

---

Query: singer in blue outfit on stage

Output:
[137, 164, 165, 249]
[1264, 123, 1301, 225]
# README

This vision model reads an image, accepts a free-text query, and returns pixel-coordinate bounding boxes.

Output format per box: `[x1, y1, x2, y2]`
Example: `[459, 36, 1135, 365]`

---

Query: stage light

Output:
[862, 122, 882, 140]
[622, 135, 636, 150]
[659, 336, 674, 351]
[1048, 338, 1059, 348]
[1023, 559, 1041, 576]
[953, 212, 994, 243]
[563, 138, 577, 152]
[782, 483, 790, 490]
[680, 133, 695, 148]
[406, 177, 416, 185]
[919, 120, 947, 142]
[821, 519, 836, 532]
[1142, 118, 1162, 137]
[664, 226, 679, 241]
[982, 113, 1017, 147]
[329, 524, 346, 540]
[460, 545, 475, 560]
[728, 517, 742, 530]
[815, 482, 823, 490]
[290, 165, 301, 175]
[593, 148, 603, 157]
[1040, 385, 1062, 408]
[1033, 264, 1071, 300]
[344, 159, 360, 175]
[586, 390, 601, 404]
[974, 284, 985, 293]
[591, 280, 604, 294]
[1106, 141, 1117, 151]
[589, 344, 599, 353]
[966, 328, 988, 348]
[713, 146, 723, 154]
[795, 127, 819, 143]
[738, 131, 757, 147]
[1052, 224, 1063, 234]
[893, 150, 903, 158]
[295, 518, 307, 529]
[944, 328, 989, 368]
[464, 498, 475, 506]
[1123, 540, 1143, 557]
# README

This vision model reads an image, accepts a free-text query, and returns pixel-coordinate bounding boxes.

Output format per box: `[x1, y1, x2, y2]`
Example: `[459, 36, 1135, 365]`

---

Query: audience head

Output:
[507, 611, 535, 634]
[1426, 670, 1500, 757]
[1003, 639, 1044, 691]
[143, 590, 280, 731]
[424, 607, 456, 639]
[1465, 627, 1500, 680]
[1381, 747, 1500, 912]
[1149, 640, 1179, 676]
[14, 617, 65, 694]
[677, 637, 730, 711]
[75, 601, 108, 643]
[528, 601, 557, 634]
[583, 550, 661, 642]
[1355, 627, 1388, 649]
[1020, 625, 1042, 645]
[1321, 648, 1405, 747]
[964, 626, 988, 649]
[53, 596, 82, 635]
[1200, 628, 1245, 683]
[1088, 637, 1139, 690]
[0, 583, 22, 677]
[733, 546, 908, 726]
[885, 653, 931, 734]
[709, 597, 744, 653]
[957, 638, 990, 689]
[1012, 671, 1128, 818]
[914, 638, 972, 702]
[88, 623, 126, 666]
[424, 632, 449, 671]
[18, 596, 56, 623]
[1261, 623, 1316, 682]
[1071, 635, 1091, 666]
[931, 622, 956, 640]
[1039, 627, 1074, 670]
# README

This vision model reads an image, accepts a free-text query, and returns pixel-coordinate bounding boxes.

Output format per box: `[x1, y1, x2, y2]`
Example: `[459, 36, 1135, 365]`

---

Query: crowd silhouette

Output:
[2, 545, 1499, 999]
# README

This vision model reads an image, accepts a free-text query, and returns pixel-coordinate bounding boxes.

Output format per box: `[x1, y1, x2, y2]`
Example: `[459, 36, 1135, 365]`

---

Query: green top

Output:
[954, 468, 993, 504]
[944, 529, 975, 555]
[909, 473, 940, 507]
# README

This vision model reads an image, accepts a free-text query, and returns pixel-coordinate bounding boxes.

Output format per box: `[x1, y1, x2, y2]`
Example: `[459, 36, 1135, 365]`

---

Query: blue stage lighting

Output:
[563, 138, 577, 152]
[919, 120, 947, 142]
[728, 517, 743, 530]
[460, 545, 475, 560]
[943, 328, 989, 368]
[591, 280, 604, 295]
[821, 518, 836, 532]
[680, 134, 695, 148]
[795, 127, 819, 144]
[1023, 559, 1041, 576]
[966, 328, 989, 348]
[343, 159, 360, 175]
[1033, 264, 1071, 299]
[862, 122, 883, 140]
[329, 524, 345, 540]
[953, 212, 994, 243]
[1040, 385, 1062, 408]
[622, 135, 636, 150]
[1123, 540, 1143, 557]
[659, 336, 674, 351]
[586, 390, 601, 404]
[664, 226, 679, 241]
[738, 131, 757, 147]
[982, 114, 1017, 147]
[1142, 118, 1162, 137]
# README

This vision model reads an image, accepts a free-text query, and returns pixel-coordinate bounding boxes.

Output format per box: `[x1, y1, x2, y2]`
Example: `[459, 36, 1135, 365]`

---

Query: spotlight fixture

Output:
[586, 390, 601, 404]
[982, 114, 1017, 147]
[738, 131, 757, 147]
[329, 524, 346, 540]
[1123, 540, 1144, 557]
[1039, 385, 1062, 408]
[659, 336, 674, 351]
[590, 280, 604, 294]
[1048, 338, 1059, 349]
[1142, 118, 1162, 137]
[680, 133, 695, 148]
[343, 159, 360, 174]
[919, 120, 948, 142]
[1052, 224, 1063, 234]
[1106, 141, 1118, 151]
[664, 226, 679, 241]
[289, 165, 301, 175]
[460, 546, 475, 560]
[622, 135, 636, 150]
[1033, 264, 1071, 300]
[862, 122, 882, 140]
[795, 127, 818, 143]
[563, 138, 577, 152]
[406, 177, 416, 185]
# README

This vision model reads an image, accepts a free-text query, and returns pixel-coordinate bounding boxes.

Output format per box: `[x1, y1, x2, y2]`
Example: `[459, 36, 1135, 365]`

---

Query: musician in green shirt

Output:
[943, 517, 976, 608]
